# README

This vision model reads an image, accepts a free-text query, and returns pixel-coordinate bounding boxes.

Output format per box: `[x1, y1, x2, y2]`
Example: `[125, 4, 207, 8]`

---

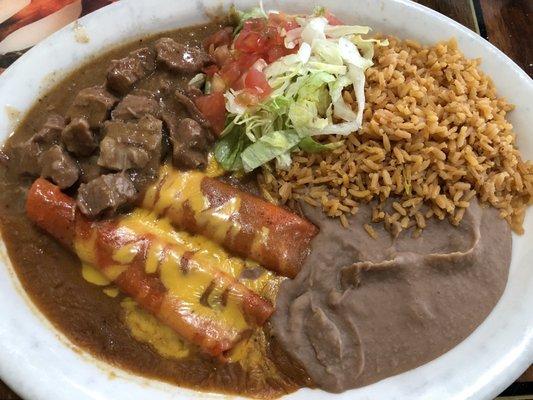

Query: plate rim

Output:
[0, 1, 531, 399]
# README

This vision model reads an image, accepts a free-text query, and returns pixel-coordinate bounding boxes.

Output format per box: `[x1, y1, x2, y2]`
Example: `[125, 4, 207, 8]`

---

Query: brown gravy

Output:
[0, 22, 298, 399]
[0, 17, 514, 400]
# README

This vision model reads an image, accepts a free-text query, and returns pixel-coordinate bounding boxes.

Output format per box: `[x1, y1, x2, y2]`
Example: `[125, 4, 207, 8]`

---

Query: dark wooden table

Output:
[0, 0, 531, 398]
[418, 0, 532, 78]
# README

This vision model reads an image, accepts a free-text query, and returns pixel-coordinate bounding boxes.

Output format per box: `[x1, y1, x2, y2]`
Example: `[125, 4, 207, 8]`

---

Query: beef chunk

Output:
[76, 173, 137, 217]
[7, 114, 67, 175]
[167, 117, 211, 169]
[155, 75, 174, 95]
[33, 114, 66, 144]
[175, 89, 211, 128]
[177, 118, 210, 150]
[155, 38, 213, 73]
[111, 93, 160, 121]
[107, 47, 156, 95]
[99, 138, 149, 170]
[185, 85, 203, 99]
[39, 145, 79, 188]
[61, 117, 97, 156]
[161, 111, 178, 135]
[98, 115, 162, 171]
[133, 71, 175, 97]
[67, 86, 118, 128]
[8, 139, 42, 175]
[78, 155, 104, 183]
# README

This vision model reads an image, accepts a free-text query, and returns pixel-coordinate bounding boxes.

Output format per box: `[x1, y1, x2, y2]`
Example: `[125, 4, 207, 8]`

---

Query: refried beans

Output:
[271, 199, 511, 392]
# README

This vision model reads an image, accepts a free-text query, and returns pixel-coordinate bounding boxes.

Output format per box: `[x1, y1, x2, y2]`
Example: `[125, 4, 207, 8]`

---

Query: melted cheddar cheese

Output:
[122, 298, 190, 359]
[142, 165, 243, 244]
[82, 263, 110, 286]
[74, 166, 284, 368]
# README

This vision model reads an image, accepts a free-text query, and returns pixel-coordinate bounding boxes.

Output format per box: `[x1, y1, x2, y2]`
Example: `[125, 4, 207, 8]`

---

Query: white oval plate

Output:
[0, 1, 531, 399]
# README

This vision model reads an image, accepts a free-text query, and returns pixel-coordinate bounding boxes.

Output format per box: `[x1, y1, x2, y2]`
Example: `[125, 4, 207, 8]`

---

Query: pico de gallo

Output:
[190, 6, 388, 172]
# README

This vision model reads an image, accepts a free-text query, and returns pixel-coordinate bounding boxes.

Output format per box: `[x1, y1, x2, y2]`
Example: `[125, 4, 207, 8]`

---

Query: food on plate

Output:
[260, 36, 533, 234]
[27, 177, 274, 357]
[142, 165, 318, 278]
[272, 198, 511, 391]
[0, 5, 531, 399]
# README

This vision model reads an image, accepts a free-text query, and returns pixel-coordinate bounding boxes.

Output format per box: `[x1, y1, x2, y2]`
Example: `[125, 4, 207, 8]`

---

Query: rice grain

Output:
[259, 37, 533, 233]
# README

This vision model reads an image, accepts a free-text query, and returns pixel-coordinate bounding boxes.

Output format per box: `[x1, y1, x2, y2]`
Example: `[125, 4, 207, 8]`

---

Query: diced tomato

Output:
[235, 30, 266, 53]
[267, 12, 298, 31]
[236, 53, 260, 71]
[202, 64, 219, 77]
[266, 45, 286, 63]
[231, 73, 247, 91]
[268, 12, 285, 26]
[267, 12, 280, 27]
[208, 14, 297, 109]
[203, 27, 233, 51]
[262, 26, 283, 48]
[242, 18, 267, 33]
[244, 69, 271, 98]
[232, 12, 299, 70]
[325, 10, 343, 25]
[219, 61, 241, 86]
[284, 19, 300, 31]
[195, 92, 226, 135]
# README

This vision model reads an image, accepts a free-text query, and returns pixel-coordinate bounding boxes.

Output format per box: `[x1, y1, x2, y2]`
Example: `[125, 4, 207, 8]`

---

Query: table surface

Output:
[0, 0, 531, 398]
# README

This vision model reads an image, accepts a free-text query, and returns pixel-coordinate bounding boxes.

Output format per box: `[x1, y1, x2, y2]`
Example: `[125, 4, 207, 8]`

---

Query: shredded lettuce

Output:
[215, 6, 389, 172]
[306, 61, 347, 75]
[289, 101, 328, 132]
[241, 129, 301, 172]
[338, 37, 374, 69]
[325, 25, 370, 38]
[224, 90, 247, 115]
[290, 71, 334, 112]
[352, 35, 389, 59]
[301, 17, 328, 43]
[312, 39, 344, 65]
[214, 121, 250, 171]
[298, 137, 343, 153]
[275, 151, 293, 170]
